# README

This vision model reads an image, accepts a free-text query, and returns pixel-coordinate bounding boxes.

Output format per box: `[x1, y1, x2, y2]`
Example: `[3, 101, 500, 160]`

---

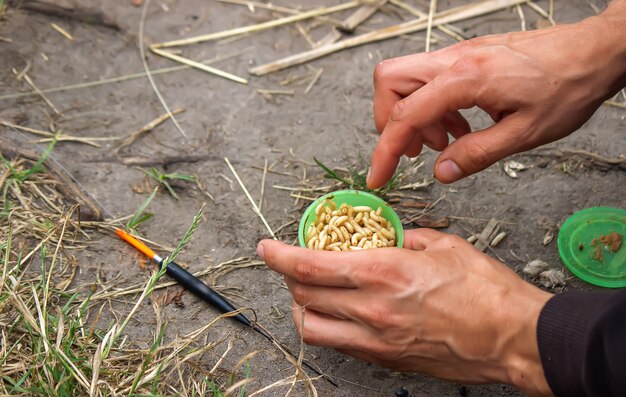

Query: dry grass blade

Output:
[150, 47, 249, 84]
[21, 73, 61, 115]
[256, 89, 295, 96]
[389, 0, 466, 41]
[50, 22, 74, 41]
[249, 0, 527, 76]
[339, 0, 387, 33]
[526, 1, 556, 25]
[516, 4, 527, 31]
[225, 157, 277, 239]
[0, 49, 251, 101]
[1, 119, 118, 147]
[304, 67, 324, 95]
[153, 1, 360, 48]
[258, 158, 268, 213]
[605, 100, 626, 109]
[425, 0, 438, 52]
[139, 0, 188, 138]
[217, 0, 348, 28]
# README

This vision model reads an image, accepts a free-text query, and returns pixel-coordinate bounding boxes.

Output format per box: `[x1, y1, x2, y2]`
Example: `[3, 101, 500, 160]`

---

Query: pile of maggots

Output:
[305, 199, 396, 251]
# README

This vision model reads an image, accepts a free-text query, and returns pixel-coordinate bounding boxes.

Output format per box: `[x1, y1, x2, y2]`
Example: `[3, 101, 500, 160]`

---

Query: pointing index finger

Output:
[367, 72, 478, 189]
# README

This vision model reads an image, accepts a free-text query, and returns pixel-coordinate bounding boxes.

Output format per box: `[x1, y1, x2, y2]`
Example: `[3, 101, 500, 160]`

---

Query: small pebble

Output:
[522, 259, 549, 278]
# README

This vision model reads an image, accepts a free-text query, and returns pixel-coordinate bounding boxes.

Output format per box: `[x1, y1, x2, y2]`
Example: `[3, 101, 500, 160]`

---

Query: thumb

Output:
[434, 116, 524, 183]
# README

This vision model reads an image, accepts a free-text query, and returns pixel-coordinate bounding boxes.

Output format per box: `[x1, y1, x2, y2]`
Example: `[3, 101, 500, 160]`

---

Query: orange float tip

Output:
[115, 228, 157, 260]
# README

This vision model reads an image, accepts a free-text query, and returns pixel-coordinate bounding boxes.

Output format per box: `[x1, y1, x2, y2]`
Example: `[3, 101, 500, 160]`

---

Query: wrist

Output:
[583, 2, 626, 94]
[498, 283, 553, 396]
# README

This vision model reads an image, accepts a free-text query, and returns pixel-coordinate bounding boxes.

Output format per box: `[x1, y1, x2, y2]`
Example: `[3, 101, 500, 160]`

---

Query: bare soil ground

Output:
[1, 0, 624, 395]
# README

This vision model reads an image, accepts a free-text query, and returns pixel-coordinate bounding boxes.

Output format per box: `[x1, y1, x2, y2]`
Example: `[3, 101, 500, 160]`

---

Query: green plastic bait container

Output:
[298, 190, 403, 249]
[558, 206, 626, 288]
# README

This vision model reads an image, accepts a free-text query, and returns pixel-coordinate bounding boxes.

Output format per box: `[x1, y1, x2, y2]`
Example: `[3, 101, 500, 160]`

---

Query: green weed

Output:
[144, 167, 196, 200]
[126, 186, 158, 233]
[1, 134, 58, 216]
[314, 157, 401, 197]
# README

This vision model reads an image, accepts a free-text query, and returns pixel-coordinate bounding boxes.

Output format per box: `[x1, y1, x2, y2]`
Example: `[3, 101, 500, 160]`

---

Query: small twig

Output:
[150, 47, 248, 85]
[33, 136, 118, 147]
[249, 0, 527, 76]
[525, 1, 555, 25]
[388, 0, 466, 42]
[258, 158, 268, 213]
[115, 108, 185, 153]
[473, 218, 500, 252]
[425, 0, 438, 52]
[50, 22, 74, 41]
[516, 4, 526, 31]
[225, 158, 277, 239]
[217, 0, 347, 28]
[549, 0, 554, 21]
[295, 22, 316, 48]
[1, 119, 118, 147]
[338, 0, 386, 33]
[153, 1, 360, 48]
[605, 100, 626, 110]
[256, 89, 295, 96]
[20, 73, 61, 115]
[304, 67, 323, 95]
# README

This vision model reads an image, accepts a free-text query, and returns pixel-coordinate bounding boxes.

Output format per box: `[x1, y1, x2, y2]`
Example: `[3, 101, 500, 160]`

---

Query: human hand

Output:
[367, 6, 626, 188]
[258, 229, 553, 396]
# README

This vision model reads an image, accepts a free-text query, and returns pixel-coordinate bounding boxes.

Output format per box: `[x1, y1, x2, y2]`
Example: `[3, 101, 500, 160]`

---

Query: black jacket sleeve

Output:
[536, 289, 626, 397]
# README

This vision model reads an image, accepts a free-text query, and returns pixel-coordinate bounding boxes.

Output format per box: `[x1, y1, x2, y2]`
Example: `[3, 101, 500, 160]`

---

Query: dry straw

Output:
[249, 0, 529, 75]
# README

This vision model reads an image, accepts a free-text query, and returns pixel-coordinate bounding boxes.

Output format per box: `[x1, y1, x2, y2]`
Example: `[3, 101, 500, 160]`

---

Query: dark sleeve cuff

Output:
[536, 291, 615, 397]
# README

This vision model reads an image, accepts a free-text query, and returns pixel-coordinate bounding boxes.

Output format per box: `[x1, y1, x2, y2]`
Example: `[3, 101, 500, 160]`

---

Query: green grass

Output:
[314, 156, 402, 197]
[126, 186, 158, 233]
[1, 134, 58, 217]
[144, 167, 196, 200]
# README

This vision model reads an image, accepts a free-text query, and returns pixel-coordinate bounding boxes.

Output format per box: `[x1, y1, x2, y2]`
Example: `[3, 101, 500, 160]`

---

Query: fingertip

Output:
[256, 241, 265, 259]
[367, 148, 400, 189]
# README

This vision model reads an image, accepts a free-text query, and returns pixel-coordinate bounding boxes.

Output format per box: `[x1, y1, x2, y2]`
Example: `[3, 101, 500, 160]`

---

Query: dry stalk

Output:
[153, 1, 361, 48]
[225, 157, 277, 239]
[425, 0, 438, 52]
[304, 67, 324, 95]
[139, 0, 188, 138]
[50, 22, 74, 41]
[250, 0, 528, 75]
[389, 0, 466, 41]
[115, 108, 185, 153]
[0, 49, 251, 101]
[526, 1, 556, 25]
[149, 47, 248, 84]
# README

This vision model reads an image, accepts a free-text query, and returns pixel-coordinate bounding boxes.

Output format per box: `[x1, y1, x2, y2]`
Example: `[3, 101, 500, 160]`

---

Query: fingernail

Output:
[366, 167, 372, 184]
[437, 160, 463, 181]
[257, 242, 265, 259]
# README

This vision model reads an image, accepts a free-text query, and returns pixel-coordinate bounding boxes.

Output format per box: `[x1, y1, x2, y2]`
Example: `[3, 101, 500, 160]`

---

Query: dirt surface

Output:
[1, 0, 624, 395]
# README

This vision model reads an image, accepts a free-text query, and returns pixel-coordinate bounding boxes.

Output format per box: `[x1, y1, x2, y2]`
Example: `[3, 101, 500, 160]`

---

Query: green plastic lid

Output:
[558, 207, 626, 288]
[298, 190, 403, 249]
